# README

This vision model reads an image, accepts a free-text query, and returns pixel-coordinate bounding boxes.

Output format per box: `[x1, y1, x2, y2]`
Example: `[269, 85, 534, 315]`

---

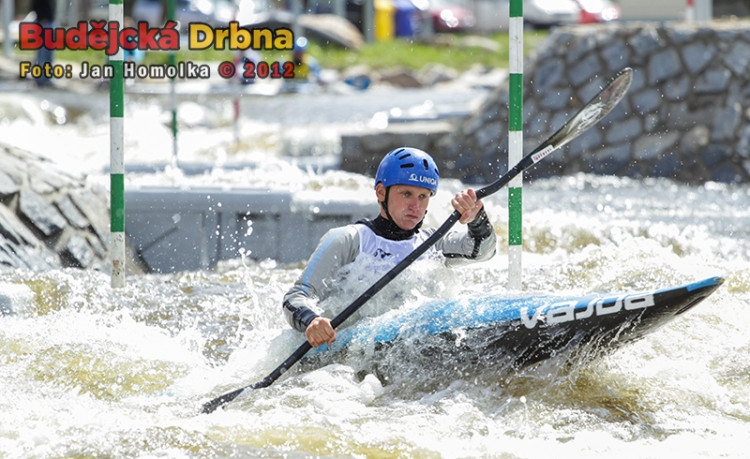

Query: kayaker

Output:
[283, 147, 497, 348]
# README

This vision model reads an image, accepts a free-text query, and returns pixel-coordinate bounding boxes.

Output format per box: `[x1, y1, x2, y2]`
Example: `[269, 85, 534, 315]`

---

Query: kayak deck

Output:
[302, 277, 724, 381]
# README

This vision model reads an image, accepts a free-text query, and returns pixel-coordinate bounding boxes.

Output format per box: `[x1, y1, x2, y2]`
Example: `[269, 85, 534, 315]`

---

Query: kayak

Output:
[303, 276, 724, 382]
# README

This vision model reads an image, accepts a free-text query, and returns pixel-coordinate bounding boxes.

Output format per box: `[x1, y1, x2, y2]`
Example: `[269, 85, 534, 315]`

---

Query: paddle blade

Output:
[200, 342, 309, 414]
[201, 387, 245, 414]
[478, 67, 633, 200]
[529, 67, 633, 163]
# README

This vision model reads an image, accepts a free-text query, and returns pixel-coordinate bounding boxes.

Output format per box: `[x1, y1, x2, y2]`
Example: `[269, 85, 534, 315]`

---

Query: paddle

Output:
[201, 67, 634, 414]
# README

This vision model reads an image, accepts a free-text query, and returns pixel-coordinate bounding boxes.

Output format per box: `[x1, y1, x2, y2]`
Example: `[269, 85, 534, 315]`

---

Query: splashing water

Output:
[0, 87, 748, 458]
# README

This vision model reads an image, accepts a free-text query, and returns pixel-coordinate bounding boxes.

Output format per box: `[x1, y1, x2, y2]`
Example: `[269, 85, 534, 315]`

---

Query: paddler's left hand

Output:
[452, 188, 484, 224]
[305, 316, 337, 348]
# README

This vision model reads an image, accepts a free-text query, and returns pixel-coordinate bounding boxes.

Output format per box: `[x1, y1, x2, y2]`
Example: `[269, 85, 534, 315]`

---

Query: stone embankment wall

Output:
[437, 20, 750, 184]
[0, 145, 112, 271]
[344, 21, 750, 185]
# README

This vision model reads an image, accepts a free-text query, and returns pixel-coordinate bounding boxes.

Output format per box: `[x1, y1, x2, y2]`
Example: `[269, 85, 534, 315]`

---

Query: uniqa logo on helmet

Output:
[408, 173, 438, 187]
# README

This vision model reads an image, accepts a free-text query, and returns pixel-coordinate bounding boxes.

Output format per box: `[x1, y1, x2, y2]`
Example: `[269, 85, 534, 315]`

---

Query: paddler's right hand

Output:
[305, 317, 336, 348]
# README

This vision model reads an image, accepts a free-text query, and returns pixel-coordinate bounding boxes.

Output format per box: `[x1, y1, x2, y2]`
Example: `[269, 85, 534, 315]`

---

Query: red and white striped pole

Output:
[233, 62, 240, 146]
[686, 0, 695, 21]
[232, 6, 241, 146]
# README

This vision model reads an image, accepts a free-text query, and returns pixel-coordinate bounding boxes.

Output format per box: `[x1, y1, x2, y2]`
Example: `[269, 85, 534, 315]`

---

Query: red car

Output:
[426, 0, 477, 32]
[575, 0, 622, 23]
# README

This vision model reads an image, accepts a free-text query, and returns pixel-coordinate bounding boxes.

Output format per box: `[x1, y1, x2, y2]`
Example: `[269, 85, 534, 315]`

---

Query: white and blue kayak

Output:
[304, 277, 724, 381]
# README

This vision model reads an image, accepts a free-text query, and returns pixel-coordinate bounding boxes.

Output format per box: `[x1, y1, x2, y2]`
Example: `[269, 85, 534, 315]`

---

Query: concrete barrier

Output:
[125, 187, 379, 273]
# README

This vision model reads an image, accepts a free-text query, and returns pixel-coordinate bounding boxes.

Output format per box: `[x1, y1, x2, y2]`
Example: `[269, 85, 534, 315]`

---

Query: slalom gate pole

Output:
[507, 0, 523, 290]
[109, 0, 125, 288]
[685, 0, 695, 21]
[232, 7, 240, 146]
[168, 0, 178, 167]
[233, 68, 240, 146]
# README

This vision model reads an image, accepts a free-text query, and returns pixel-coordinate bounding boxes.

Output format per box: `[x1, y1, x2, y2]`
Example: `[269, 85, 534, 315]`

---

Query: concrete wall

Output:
[126, 187, 379, 272]
[618, 0, 688, 21]
[0, 142, 380, 274]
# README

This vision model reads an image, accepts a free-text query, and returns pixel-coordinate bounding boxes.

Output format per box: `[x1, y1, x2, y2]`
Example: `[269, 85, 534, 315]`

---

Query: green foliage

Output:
[310, 31, 548, 72]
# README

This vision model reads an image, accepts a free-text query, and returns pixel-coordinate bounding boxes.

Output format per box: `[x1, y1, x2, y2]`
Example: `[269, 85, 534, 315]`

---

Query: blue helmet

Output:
[375, 147, 440, 194]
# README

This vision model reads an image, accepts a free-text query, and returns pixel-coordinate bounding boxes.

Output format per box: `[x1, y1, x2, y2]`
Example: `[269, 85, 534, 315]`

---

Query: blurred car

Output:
[426, 0, 477, 33]
[574, 0, 621, 23]
[524, 0, 580, 29]
[130, 0, 237, 28]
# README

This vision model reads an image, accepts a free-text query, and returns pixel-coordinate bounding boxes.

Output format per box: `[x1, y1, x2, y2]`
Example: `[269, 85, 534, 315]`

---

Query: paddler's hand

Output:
[305, 317, 337, 348]
[452, 188, 484, 224]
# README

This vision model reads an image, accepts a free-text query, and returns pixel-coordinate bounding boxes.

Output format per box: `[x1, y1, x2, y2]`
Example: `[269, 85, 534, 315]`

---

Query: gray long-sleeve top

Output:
[282, 209, 496, 332]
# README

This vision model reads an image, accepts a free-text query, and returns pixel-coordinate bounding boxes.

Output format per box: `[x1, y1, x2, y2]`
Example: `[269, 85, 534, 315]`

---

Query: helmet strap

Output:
[380, 186, 395, 222]
[379, 186, 424, 231]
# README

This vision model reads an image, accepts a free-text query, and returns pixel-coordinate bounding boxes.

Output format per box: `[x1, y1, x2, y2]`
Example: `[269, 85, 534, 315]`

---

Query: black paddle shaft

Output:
[201, 211, 462, 414]
[201, 67, 633, 414]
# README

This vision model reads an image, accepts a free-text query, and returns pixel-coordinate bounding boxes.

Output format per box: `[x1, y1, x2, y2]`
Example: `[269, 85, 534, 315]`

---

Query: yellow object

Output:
[374, 0, 395, 41]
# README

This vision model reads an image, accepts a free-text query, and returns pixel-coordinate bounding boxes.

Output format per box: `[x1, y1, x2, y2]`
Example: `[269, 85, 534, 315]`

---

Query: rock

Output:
[376, 68, 423, 88]
[60, 233, 95, 268]
[0, 144, 133, 273]
[56, 195, 90, 229]
[0, 205, 39, 246]
[418, 64, 459, 86]
[0, 171, 18, 197]
[298, 14, 365, 50]
[18, 189, 67, 238]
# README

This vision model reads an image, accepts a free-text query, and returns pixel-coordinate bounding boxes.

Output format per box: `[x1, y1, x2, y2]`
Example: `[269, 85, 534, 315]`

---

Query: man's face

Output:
[377, 184, 432, 231]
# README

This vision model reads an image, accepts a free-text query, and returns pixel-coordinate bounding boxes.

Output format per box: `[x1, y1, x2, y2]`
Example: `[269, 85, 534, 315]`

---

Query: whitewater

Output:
[0, 77, 748, 458]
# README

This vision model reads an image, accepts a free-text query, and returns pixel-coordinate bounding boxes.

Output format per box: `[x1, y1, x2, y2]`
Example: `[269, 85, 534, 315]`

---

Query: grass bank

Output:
[300, 31, 549, 72]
